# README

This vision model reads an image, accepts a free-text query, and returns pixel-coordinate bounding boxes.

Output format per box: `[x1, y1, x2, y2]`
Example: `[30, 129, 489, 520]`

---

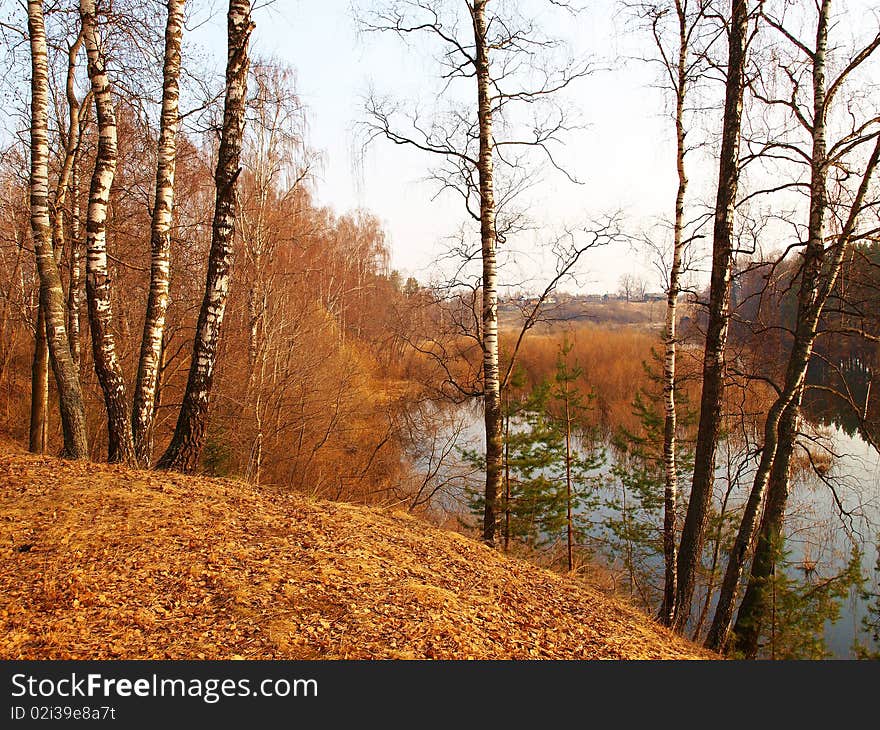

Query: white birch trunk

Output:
[67, 156, 82, 367]
[472, 0, 504, 547]
[81, 0, 136, 464]
[133, 0, 185, 466]
[51, 31, 85, 267]
[660, 0, 689, 627]
[157, 0, 253, 473]
[27, 0, 89, 459]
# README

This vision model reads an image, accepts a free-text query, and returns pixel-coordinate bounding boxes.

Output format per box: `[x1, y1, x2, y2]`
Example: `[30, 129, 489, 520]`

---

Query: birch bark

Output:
[157, 0, 253, 473]
[674, 0, 749, 630]
[81, 0, 136, 464]
[470, 0, 504, 546]
[30, 30, 86, 453]
[67, 157, 83, 367]
[27, 0, 89, 459]
[133, 0, 185, 466]
[659, 0, 691, 625]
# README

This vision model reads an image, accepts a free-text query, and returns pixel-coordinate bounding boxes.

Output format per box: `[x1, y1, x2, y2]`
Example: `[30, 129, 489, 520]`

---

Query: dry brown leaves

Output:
[0, 442, 714, 660]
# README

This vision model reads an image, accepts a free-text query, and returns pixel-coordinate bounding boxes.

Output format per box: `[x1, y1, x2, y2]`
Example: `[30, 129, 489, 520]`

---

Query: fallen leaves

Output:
[0, 442, 714, 660]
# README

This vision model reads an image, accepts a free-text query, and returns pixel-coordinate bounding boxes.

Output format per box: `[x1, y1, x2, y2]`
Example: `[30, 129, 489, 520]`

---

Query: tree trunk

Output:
[157, 0, 253, 473]
[703, 362, 807, 650]
[67, 161, 82, 367]
[673, 0, 748, 631]
[659, 0, 689, 627]
[729, 401, 798, 657]
[28, 305, 48, 453]
[38, 32, 87, 450]
[81, 0, 136, 464]
[133, 0, 185, 467]
[503, 399, 511, 552]
[565, 396, 573, 572]
[472, 0, 503, 547]
[51, 30, 85, 270]
[27, 0, 89, 460]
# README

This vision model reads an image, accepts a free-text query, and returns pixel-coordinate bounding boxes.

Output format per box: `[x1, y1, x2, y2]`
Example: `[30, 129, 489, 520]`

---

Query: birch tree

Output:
[67, 147, 83, 367]
[673, 0, 752, 630]
[634, 0, 713, 625]
[81, 0, 136, 464]
[132, 0, 185, 466]
[26, 0, 89, 459]
[29, 21, 88, 454]
[361, 0, 593, 546]
[705, 0, 880, 652]
[157, 0, 253, 472]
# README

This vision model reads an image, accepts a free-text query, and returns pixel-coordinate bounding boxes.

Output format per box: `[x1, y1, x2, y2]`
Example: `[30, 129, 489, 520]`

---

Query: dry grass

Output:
[0, 441, 714, 660]
[500, 323, 704, 433]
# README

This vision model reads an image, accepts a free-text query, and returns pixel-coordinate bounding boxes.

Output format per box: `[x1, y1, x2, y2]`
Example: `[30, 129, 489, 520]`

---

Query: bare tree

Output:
[80, 0, 136, 464]
[26, 0, 89, 459]
[237, 61, 311, 485]
[361, 0, 592, 545]
[157, 0, 253, 472]
[674, 0, 752, 630]
[29, 24, 88, 454]
[617, 272, 648, 302]
[132, 0, 186, 466]
[632, 0, 714, 626]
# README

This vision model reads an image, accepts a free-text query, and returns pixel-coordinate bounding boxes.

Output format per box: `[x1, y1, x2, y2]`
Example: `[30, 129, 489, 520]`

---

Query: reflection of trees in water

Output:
[802, 357, 875, 440]
[408, 370, 880, 656]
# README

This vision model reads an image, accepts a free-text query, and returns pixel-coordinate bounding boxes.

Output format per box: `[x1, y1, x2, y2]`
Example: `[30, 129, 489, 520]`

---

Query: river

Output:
[410, 402, 880, 658]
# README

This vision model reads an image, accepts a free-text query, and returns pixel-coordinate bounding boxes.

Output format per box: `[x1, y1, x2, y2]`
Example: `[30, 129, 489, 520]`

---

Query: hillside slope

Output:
[0, 443, 713, 660]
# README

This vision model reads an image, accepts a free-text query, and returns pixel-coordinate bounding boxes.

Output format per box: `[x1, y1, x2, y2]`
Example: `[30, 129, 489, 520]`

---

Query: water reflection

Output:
[407, 395, 880, 658]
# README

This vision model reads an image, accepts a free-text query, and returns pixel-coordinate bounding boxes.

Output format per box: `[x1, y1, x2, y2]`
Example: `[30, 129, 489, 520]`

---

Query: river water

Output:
[413, 403, 880, 658]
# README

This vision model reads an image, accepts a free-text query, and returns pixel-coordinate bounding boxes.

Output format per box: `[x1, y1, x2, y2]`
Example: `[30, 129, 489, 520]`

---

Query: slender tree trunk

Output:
[67, 161, 82, 367]
[247, 278, 260, 375]
[28, 305, 48, 453]
[51, 30, 85, 269]
[157, 0, 253, 472]
[692, 458, 735, 640]
[730, 402, 798, 657]
[659, 0, 690, 626]
[673, 0, 748, 631]
[703, 367, 806, 650]
[133, 0, 185, 466]
[36, 33, 86, 452]
[472, 0, 503, 547]
[503, 400, 511, 552]
[565, 396, 573, 572]
[81, 0, 136, 464]
[27, 0, 89, 460]
[705, 3, 880, 650]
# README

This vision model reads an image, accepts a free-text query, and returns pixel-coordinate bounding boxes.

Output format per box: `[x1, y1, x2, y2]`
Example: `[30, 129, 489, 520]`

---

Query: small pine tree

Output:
[463, 380, 562, 550]
[464, 344, 605, 565]
[202, 427, 234, 476]
[602, 353, 695, 610]
[741, 543, 864, 660]
[545, 337, 605, 571]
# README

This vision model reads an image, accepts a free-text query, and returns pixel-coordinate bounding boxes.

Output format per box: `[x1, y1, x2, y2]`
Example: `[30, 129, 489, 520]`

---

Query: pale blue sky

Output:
[184, 0, 694, 294]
